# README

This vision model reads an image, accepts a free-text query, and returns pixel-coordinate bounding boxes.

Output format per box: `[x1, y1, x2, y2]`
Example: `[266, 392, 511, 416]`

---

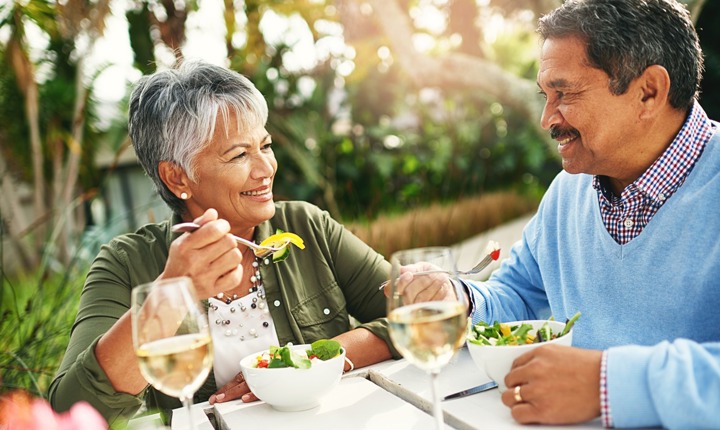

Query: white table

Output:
[170, 347, 603, 430]
[212, 375, 440, 429]
[364, 347, 602, 430]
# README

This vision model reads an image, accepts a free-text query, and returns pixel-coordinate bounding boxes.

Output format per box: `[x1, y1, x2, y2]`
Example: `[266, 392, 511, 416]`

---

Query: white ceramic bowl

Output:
[467, 320, 573, 392]
[239, 344, 345, 411]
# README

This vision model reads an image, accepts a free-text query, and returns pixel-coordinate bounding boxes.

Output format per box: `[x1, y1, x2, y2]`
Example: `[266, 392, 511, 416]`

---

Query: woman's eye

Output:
[232, 152, 247, 160]
[262, 142, 273, 151]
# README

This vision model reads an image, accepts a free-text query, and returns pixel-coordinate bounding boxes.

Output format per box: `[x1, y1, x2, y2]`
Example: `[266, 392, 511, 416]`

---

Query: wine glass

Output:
[386, 247, 468, 429]
[131, 276, 213, 427]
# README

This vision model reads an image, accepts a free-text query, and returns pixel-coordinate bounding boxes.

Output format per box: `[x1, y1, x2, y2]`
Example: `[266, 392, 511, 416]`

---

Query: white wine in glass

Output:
[132, 277, 213, 427]
[387, 247, 468, 429]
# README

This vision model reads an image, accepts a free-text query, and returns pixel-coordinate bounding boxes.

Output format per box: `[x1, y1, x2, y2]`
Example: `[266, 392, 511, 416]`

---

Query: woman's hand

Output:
[162, 208, 244, 299]
[500, 345, 602, 425]
[209, 372, 258, 404]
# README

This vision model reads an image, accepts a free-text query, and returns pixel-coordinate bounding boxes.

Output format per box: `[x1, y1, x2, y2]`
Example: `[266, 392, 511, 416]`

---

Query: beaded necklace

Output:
[209, 256, 274, 339]
[208, 254, 280, 386]
[214, 245, 257, 304]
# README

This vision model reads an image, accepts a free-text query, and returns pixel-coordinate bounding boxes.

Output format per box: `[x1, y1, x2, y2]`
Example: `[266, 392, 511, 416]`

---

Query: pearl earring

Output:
[180, 192, 188, 200]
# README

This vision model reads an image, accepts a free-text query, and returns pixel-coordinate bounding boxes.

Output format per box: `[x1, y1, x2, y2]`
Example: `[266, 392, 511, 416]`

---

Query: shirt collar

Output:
[592, 101, 713, 203]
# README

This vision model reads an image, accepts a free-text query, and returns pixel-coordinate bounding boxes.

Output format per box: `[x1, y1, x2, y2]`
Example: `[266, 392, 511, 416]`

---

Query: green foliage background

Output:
[251, 45, 559, 222]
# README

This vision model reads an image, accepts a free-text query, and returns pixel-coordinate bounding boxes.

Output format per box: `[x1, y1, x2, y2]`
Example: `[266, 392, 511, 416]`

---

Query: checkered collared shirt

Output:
[596, 102, 715, 427]
[592, 102, 714, 245]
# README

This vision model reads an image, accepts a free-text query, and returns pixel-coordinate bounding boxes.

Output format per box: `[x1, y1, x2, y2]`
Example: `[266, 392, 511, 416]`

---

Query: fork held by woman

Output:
[172, 222, 286, 258]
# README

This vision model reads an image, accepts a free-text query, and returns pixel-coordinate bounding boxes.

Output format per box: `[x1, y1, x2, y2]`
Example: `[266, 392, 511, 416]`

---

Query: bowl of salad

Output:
[239, 340, 345, 411]
[466, 312, 580, 392]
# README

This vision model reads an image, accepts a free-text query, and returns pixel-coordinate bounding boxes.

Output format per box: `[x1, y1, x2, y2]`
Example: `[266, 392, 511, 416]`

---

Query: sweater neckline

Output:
[592, 129, 717, 256]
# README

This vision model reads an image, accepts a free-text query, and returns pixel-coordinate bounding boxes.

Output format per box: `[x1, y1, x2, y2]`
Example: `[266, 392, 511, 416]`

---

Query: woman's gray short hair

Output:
[537, 0, 703, 111]
[128, 60, 268, 215]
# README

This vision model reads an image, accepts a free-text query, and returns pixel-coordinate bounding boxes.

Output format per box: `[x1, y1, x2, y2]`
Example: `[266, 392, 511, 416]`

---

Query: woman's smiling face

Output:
[537, 35, 645, 181]
[186, 111, 277, 233]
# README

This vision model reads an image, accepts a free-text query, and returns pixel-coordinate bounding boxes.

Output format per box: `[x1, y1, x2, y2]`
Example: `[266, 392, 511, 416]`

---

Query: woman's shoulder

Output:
[103, 218, 173, 255]
[88, 219, 172, 286]
[274, 200, 324, 214]
[268, 201, 338, 239]
[273, 201, 329, 222]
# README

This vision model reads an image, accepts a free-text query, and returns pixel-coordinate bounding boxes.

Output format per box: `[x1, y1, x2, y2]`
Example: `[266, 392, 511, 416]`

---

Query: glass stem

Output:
[430, 370, 444, 429]
[180, 394, 194, 430]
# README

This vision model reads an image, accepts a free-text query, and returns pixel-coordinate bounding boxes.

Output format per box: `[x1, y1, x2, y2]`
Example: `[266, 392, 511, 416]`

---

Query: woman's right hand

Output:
[162, 208, 244, 299]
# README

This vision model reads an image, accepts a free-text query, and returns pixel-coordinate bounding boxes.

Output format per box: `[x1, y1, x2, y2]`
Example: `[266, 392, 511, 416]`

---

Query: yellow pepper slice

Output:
[259, 232, 305, 249]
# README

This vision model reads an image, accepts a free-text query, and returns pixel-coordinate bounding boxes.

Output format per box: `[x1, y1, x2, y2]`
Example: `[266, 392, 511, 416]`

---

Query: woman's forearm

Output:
[95, 310, 149, 394]
[334, 328, 392, 371]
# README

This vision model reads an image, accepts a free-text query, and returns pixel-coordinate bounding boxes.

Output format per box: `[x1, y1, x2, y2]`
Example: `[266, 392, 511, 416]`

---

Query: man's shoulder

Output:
[545, 171, 592, 197]
[531, 171, 595, 227]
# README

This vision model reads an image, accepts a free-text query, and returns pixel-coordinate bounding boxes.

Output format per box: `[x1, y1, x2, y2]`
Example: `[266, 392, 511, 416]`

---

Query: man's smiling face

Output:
[537, 35, 645, 180]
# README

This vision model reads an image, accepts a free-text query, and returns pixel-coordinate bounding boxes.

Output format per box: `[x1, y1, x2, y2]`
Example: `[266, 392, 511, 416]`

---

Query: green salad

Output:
[252, 339, 342, 369]
[467, 311, 581, 346]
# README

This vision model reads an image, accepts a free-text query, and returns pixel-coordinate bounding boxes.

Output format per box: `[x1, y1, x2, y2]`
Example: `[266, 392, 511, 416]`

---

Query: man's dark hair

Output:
[538, 0, 703, 110]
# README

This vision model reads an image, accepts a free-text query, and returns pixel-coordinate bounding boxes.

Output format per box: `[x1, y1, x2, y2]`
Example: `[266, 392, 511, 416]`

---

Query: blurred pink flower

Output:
[0, 391, 107, 430]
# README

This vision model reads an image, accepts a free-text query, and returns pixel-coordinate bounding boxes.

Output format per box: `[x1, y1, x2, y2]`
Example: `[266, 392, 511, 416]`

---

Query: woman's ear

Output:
[637, 65, 671, 120]
[158, 161, 191, 199]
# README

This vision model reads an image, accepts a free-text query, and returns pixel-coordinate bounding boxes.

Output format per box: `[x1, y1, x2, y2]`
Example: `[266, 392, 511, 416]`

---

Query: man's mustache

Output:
[550, 126, 579, 140]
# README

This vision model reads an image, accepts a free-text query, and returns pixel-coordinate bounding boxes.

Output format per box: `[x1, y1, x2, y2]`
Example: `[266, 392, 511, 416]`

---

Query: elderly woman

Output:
[49, 60, 398, 424]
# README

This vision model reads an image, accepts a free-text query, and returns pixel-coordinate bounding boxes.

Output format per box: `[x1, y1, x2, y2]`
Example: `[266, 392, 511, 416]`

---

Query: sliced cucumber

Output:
[272, 244, 291, 262]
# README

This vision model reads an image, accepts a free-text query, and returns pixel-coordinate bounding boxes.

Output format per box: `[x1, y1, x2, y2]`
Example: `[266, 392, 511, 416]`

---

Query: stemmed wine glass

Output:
[132, 276, 213, 427]
[386, 247, 468, 429]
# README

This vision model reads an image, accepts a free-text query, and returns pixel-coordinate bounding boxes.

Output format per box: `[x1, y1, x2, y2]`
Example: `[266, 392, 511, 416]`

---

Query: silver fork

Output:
[171, 222, 287, 258]
[378, 243, 500, 290]
[414, 251, 497, 276]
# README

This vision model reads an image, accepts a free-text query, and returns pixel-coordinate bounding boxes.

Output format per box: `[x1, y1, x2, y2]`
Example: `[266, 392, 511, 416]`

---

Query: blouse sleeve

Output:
[48, 241, 146, 424]
[317, 209, 402, 358]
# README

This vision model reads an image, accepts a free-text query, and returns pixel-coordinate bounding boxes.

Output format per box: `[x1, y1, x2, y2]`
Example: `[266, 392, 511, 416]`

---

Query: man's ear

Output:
[158, 161, 191, 199]
[637, 65, 671, 120]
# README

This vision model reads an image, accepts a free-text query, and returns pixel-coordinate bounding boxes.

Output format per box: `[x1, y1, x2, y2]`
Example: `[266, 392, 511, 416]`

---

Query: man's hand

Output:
[383, 262, 458, 303]
[500, 345, 602, 425]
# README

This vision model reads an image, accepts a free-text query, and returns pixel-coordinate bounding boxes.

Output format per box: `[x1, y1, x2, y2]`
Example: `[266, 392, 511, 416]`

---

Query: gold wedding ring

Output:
[514, 385, 523, 403]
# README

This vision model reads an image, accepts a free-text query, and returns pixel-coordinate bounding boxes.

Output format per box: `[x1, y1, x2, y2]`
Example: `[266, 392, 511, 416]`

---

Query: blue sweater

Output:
[468, 125, 720, 428]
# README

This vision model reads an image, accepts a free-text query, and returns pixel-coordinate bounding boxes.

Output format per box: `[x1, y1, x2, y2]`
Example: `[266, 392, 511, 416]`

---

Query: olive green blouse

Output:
[49, 201, 398, 425]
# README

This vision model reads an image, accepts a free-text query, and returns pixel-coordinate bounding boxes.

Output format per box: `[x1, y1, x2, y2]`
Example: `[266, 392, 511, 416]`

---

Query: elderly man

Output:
[405, 1, 720, 428]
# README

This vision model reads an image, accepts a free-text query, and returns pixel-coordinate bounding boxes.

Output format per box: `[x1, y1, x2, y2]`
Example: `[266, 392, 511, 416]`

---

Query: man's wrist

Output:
[451, 278, 476, 317]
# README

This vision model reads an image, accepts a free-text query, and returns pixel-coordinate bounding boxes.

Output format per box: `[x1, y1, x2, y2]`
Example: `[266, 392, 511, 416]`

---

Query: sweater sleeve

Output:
[606, 339, 720, 429]
[466, 212, 551, 325]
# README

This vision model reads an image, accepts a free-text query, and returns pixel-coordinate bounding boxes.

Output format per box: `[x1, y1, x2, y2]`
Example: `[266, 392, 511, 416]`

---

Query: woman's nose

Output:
[251, 153, 275, 178]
